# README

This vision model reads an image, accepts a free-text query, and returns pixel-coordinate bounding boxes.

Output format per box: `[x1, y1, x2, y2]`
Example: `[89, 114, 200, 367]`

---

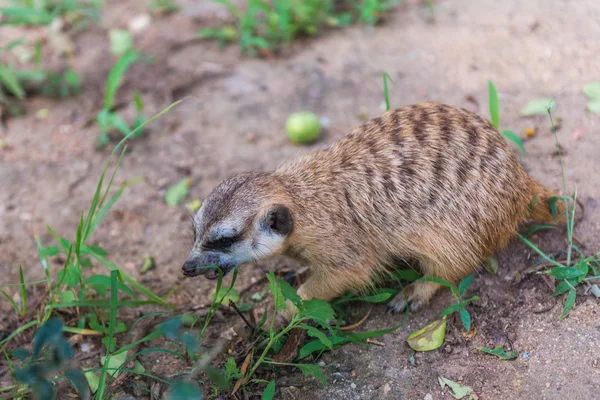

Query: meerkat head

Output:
[182, 172, 294, 280]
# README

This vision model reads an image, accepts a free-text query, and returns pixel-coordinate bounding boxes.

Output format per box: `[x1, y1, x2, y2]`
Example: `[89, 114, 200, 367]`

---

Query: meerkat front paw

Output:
[385, 281, 443, 314]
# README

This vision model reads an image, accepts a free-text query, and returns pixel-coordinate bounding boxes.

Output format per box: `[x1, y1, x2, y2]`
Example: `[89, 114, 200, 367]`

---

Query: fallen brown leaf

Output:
[273, 328, 306, 363]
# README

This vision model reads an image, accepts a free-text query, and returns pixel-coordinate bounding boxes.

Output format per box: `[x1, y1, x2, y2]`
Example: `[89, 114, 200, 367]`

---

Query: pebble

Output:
[522, 352, 531, 360]
[318, 361, 326, 367]
[424, 394, 433, 400]
[81, 343, 90, 353]
[350, 383, 357, 389]
[383, 383, 391, 396]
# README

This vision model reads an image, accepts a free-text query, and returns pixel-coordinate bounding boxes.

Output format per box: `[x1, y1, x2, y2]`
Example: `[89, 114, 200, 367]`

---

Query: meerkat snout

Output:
[182, 173, 295, 279]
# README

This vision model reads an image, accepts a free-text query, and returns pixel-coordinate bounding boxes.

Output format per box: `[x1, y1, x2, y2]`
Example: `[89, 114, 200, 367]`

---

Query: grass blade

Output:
[104, 50, 140, 110]
[516, 234, 565, 268]
[89, 253, 173, 308]
[502, 130, 525, 154]
[487, 80, 500, 129]
[383, 72, 394, 111]
[18, 265, 27, 317]
[96, 270, 119, 399]
[560, 289, 576, 319]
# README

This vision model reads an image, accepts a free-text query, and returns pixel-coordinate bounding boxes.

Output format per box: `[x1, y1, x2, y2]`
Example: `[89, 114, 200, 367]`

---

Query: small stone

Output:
[424, 394, 433, 400]
[245, 132, 257, 143]
[521, 351, 531, 360]
[318, 361, 326, 367]
[80, 343, 90, 353]
[383, 383, 391, 396]
[350, 383, 357, 390]
[128, 14, 151, 33]
[546, 382, 550, 388]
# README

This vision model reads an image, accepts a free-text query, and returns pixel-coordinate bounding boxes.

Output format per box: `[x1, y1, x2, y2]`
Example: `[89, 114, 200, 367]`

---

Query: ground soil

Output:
[1, 0, 599, 399]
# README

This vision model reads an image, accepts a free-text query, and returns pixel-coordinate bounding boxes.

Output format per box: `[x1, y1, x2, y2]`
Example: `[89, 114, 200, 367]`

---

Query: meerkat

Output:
[182, 102, 564, 314]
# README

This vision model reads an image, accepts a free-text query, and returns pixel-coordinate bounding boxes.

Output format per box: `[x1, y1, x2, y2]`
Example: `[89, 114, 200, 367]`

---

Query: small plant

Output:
[198, 0, 398, 56]
[11, 318, 90, 400]
[148, 0, 180, 15]
[517, 105, 600, 319]
[487, 80, 525, 154]
[0, 40, 81, 116]
[96, 49, 145, 147]
[0, 0, 102, 27]
[421, 275, 479, 332]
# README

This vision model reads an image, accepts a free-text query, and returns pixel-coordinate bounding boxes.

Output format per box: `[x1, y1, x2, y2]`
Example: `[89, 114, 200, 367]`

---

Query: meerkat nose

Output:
[182, 258, 200, 273]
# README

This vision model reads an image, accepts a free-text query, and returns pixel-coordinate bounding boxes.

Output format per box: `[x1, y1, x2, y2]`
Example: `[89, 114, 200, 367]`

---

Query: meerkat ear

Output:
[264, 204, 293, 235]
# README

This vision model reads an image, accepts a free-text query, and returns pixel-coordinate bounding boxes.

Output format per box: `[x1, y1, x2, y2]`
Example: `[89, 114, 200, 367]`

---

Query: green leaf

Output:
[296, 363, 327, 387]
[587, 99, 600, 114]
[417, 276, 455, 290]
[266, 272, 288, 312]
[487, 80, 500, 129]
[39, 245, 60, 258]
[100, 347, 127, 378]
[84, 371, 99, 394]
[66, 368, 91, 400]
[225, 357, 239, 380]
[33, 318, 65, 358]
[165, 178, 191, 206]
[166, 379, 202, 400]
[560, 289, 576, 319]
[459, 309, 471, 332]
[406, 317, 446, 352]
[61, 290, 76, 304]
[393, 269, 421, 281]
[109, 113, 131, 136]
[440, 303, 463, 317]
[214, 286, 239, 303]
[383, 72, 394, 111]
[520, 98, 555, 116]
[0, 65, 25, 98]
[299, 298, 335, 328]
[301, 324, 332, 349]
[438, 376, 474, 399]
[482, 257, 498, 275]
[204, 366, 228, 390]
[477, 346, 518, 360]
[553, 279, 578, 296]
[296, 324, 402, 361]
[109, 29, 133, 56]
[458, 274, 475, 296]
[57, 264, 81, 288]
[547, 267, 585, 280]
[85, 274, 135, 297]
[276, 278, 302, 305]
[502, 130, 525, 154]
[104, 50, 140, 110]
[80, 257, 93, 268]
[356, 288, 399, 303]
[261, 380, 276, 400]
[583, 82, 600, 99]
[522, 224, 555, 238]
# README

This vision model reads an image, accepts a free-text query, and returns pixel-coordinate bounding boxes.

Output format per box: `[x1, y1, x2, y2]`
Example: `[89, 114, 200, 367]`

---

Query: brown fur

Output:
[195, 102, 565, 312]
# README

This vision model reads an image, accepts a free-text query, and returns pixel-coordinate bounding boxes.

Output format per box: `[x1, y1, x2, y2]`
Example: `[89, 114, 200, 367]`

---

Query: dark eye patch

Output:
[202, 234, 240, 251]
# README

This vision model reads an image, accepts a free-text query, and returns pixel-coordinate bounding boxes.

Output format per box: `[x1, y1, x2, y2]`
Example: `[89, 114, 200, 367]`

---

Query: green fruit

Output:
[285, 111, 321, 144]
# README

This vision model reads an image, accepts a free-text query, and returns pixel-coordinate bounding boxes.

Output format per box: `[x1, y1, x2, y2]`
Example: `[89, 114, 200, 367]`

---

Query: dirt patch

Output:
[1, 0, 599, 399]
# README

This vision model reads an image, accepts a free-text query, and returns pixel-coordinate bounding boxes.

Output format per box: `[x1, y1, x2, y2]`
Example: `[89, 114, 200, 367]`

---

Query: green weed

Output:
[0, 0, 102, 27]
[517, 104, 600, 319]
[0, 39, 81, 115]
[96, 49, 145, 147]
[487, 80, 526, 154]
[198, 0, 398, 56]
[419, 275, 479, 332]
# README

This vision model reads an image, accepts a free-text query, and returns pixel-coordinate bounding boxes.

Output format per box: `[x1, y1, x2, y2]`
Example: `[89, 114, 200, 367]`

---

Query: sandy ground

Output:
[1, 0, 599, 398]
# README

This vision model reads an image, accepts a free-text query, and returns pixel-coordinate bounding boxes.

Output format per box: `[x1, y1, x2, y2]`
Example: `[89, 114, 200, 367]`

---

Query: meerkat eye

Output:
[203, 235, 239, 251]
